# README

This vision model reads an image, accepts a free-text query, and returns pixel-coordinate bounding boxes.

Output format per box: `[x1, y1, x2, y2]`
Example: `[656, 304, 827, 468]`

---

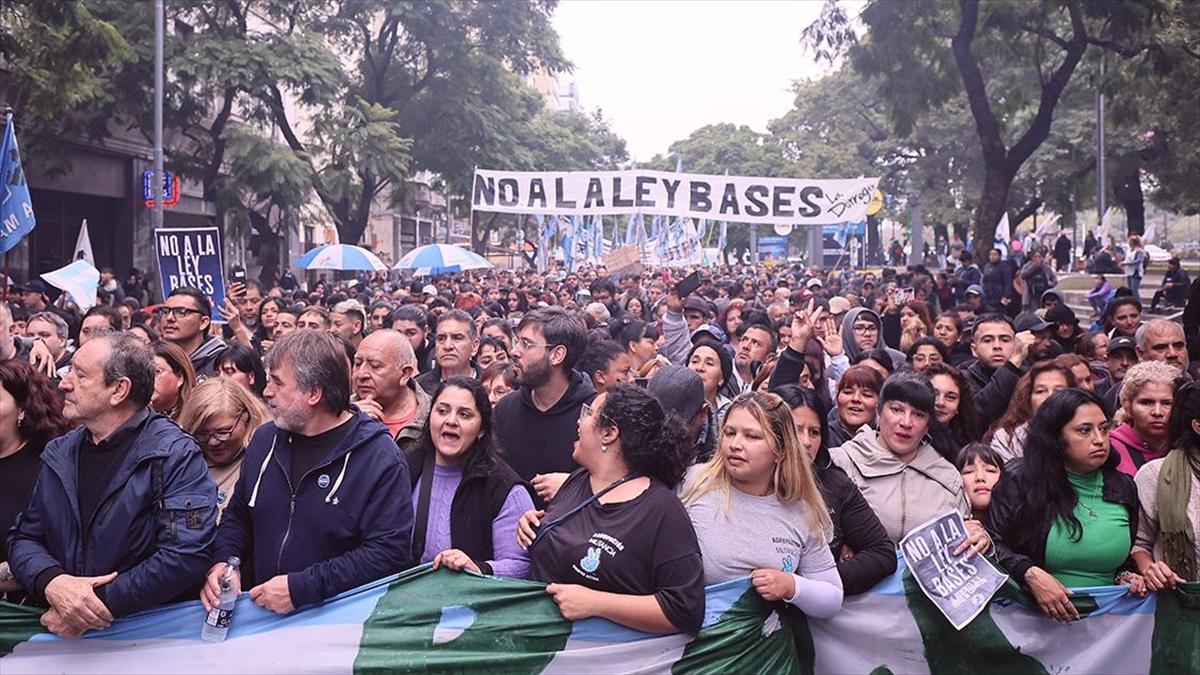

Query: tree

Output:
[0, 1, 134, 167]
[265, 0, 569, 247]
[803, 0, 1177, 262]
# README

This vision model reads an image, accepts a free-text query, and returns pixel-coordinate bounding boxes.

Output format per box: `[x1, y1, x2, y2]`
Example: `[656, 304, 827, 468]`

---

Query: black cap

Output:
[13, 279, 53, 296]
[683, 296, 716, 317]
[1014, 312, 1053, 333]
[1109, 335, 1136, 354]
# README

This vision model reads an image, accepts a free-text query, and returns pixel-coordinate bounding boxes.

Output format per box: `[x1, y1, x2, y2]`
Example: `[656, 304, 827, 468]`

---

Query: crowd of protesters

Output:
[1, 242, 1198, 641]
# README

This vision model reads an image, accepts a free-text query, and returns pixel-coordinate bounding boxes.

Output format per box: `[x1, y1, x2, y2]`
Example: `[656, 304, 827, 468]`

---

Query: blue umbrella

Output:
[393, 244, 493, 276]
[295, 244, 388, 272]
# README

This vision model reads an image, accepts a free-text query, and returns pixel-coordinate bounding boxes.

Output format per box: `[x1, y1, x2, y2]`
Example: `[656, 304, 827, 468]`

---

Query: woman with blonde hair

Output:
[178, 378, 270, 518]
[681, 391, 843, 617]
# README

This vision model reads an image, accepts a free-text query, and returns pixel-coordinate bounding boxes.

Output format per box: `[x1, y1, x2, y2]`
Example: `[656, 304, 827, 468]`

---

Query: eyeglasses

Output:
[194, 412, 248, 444]
[852, 323, 878, 334]
[155, 306, 205, 319]
[579, 402, 614, 426]
[516, 337, 556, 351]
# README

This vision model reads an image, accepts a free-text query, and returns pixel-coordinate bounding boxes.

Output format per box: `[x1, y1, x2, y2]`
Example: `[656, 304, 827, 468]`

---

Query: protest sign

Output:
[602, 244, 642, 276]
[154, 227, 226, 323]
[472, 168, 880, 226]
[899, 511, 1008, 630]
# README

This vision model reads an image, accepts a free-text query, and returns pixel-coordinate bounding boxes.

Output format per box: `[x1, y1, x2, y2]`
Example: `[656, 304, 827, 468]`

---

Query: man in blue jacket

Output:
[203, 330, 413, 615]
[7, 332, 217, 638]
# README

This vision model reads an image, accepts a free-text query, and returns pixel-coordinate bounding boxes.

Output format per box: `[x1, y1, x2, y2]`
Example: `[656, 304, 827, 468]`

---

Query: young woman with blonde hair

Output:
[681, 391, 843, 617]
[178, 378, 270, 518]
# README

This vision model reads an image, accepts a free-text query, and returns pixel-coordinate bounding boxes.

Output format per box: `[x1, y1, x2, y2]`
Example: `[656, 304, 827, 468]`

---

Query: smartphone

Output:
[675, 270, 702, 298]
[230, 266, 247, 284]
[894, 287, 915, 305]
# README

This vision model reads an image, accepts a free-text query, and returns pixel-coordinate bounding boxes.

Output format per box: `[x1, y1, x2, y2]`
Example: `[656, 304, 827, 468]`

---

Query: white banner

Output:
[472, 169, 880, 226]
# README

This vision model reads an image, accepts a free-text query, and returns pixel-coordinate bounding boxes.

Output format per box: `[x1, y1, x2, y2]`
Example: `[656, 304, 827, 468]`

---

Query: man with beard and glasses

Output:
[493, 308, 593, 508]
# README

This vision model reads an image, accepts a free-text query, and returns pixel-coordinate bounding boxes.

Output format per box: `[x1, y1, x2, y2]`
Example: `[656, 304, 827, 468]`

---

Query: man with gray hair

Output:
[352, 328, 431, 454]
[1104, 319, 1191, 410]
[25, 311, 72, 377]
[205, 330, 413, 616]
[7, 332, 217, 637]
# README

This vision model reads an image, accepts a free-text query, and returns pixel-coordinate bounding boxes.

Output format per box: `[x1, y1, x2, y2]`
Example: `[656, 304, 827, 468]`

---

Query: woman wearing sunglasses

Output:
[517, 383, 704, 634]
[178, 378, 270, 519]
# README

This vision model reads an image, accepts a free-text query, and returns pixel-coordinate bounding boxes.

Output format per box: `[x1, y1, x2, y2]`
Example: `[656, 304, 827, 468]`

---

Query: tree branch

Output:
[951, 0, 1008, 172]
[1009, 0, 1088, 168]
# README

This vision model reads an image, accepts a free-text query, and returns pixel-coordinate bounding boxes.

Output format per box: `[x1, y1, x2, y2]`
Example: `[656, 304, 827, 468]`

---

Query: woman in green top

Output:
[988, 388, 1148, 622]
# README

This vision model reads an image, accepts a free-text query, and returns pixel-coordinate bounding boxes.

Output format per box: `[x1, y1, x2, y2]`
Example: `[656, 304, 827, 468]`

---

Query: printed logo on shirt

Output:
[573, 532, 625, 582]
[317, 474, 331, 489]
[217, 490, 228, 504]
[781, 555, 796, 574]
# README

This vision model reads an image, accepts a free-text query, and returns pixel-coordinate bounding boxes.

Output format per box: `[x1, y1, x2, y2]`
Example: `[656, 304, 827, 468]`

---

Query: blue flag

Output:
[0, 116, 36, 257]
[591, 215, 604, 258]
[718, 220, 728, 251]
[697, 218, 709, 243]
[623, 213, 639, 246]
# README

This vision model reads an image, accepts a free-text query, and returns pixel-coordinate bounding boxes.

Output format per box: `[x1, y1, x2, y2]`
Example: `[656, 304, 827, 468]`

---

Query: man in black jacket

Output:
[963, 314, 1036, 430]
[494, 307, 594, 507]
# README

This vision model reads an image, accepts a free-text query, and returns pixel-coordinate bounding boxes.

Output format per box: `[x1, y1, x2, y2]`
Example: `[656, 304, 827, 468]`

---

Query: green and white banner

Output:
[1, 558, 1196, 674]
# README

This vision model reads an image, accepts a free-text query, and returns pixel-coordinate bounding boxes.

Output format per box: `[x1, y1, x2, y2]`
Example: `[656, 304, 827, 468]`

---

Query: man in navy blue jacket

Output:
[7, 332, 217, 638]
[204, 330, 413, 614]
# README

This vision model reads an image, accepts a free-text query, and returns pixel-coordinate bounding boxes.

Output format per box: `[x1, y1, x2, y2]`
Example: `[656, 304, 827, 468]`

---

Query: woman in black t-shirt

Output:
[517, 383, 704, 634]
[0, 359, 72, 604]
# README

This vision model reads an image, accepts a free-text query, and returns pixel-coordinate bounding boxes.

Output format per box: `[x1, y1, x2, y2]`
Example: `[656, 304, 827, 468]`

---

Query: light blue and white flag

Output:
[40, 259, 100, 311]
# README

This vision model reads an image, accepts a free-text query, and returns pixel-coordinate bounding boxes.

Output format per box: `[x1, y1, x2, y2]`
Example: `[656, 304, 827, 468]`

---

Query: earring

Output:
[17, 414, 25, 428]
[601, 444, 608, 453]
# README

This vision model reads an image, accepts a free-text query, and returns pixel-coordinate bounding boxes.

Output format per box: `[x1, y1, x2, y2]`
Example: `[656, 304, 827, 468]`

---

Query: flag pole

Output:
[2, 108, 12, 303]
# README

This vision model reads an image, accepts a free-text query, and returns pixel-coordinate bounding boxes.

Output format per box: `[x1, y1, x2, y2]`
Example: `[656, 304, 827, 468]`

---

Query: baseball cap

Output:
[1109, 335, 1136, 355]
[13, 279, 53, 296]
[965, 284, 983, 297]
[421, 284, 438, 296]
[691, 322, 728, 345]
[1014, 312, 1053, 333]
[806, 278, 823, 289]
[828, 297, 853, 316]
[647, 365, 706, 420]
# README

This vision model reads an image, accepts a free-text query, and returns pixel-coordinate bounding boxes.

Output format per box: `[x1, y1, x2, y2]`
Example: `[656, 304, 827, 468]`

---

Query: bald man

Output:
[351, 329, 431, 454]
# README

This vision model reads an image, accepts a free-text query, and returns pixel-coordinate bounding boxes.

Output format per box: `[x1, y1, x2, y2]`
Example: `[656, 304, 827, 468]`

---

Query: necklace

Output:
[1079, 474, 1102, 521]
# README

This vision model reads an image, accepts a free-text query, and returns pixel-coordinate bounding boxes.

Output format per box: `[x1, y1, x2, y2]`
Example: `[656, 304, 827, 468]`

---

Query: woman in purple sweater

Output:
[405, 377, 535, 578]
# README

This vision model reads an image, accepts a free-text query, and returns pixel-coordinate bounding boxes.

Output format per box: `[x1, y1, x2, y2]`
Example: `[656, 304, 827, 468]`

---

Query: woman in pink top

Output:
[1110, 361, 1178, 476]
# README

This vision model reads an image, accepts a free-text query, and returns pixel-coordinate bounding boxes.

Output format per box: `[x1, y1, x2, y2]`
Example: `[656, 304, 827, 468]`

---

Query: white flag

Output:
[73, 219, 95, 264]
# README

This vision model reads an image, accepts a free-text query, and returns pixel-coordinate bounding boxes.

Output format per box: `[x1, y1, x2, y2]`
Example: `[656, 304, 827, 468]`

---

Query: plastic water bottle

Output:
[201, 557, 240, 642]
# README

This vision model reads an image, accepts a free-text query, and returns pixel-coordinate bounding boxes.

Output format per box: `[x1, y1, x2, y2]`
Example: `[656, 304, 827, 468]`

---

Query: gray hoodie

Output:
[829, 425, 970, 543]
[840, 307, 906, 371]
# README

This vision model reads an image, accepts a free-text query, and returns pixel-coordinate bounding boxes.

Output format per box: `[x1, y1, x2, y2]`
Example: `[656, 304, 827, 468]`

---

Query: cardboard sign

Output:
[154, 227, 226, 323]
[602, 245, 642, 276]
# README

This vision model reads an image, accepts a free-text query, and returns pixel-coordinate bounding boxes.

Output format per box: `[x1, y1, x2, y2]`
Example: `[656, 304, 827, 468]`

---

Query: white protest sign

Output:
[472, 169, 880, 226]
[899, 511, 1008, 630]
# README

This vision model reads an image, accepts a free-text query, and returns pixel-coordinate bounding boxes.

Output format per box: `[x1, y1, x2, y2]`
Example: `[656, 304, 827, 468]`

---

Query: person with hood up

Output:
[841, 307, 905, 372]
[829, 372, 989, 550]
[494, 308, 594, 508]
[159, 287, 228, 378]
[203, 330, 413, 616]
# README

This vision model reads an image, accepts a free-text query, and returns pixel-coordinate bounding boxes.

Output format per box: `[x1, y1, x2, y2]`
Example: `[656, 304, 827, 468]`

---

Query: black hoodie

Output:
[493, 370, 596, 504]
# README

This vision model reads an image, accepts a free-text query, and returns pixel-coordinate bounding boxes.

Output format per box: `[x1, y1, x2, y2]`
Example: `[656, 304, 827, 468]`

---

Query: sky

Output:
[551, 0, 835, 162]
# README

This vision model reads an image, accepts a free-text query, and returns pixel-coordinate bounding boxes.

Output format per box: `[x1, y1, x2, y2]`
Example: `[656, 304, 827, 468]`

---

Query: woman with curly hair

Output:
[0, 359, 72, 601]
[518, 383, 704, 634]
[1110, 361, 1179, 477]
[986, 360, 1078, 462]
[925, 362, 981, 460]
